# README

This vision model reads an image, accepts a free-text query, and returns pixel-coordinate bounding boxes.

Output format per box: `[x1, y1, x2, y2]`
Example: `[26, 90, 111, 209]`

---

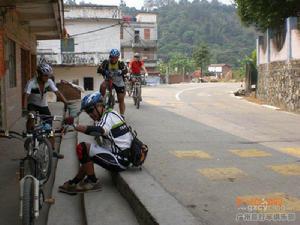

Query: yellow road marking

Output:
[198, 167, 246, 180]
[236, 192, 300, 212]
[267, 163, 300, 175]
[279, 147, 300, 158]
[171, 150, 212, 159]
[229, 149, 272, 158]
[144, 99, 160, 105]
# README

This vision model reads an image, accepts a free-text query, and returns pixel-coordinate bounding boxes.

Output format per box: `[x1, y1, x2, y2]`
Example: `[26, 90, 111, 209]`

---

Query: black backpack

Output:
[109, 112, 148, 167]
[128, 129, 148, 167]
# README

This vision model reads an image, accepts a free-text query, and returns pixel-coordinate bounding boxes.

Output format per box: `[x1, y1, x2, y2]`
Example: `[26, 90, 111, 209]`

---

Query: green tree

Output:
[169, 52, 195, 74]
[234, 0, 300, 31]
[192, 44, 210, 75]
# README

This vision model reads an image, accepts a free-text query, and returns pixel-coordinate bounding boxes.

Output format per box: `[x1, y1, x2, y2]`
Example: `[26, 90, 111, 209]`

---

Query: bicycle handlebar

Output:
[28, 113, 63, 122]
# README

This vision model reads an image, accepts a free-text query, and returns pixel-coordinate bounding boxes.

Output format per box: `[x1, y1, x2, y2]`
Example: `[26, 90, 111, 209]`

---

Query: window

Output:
[134, 30, 140, 43]
[61, 38, 74, 52]
[5, 39, 16, 88]
[144, 28, 150, 40]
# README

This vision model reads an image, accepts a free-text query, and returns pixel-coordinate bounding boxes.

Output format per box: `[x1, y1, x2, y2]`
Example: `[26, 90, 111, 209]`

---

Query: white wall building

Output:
[37, 5, 121, 91]
[121, 12, 158, 75]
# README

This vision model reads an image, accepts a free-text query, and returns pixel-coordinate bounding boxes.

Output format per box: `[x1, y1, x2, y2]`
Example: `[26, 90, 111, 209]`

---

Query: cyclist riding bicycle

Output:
[97, 49, 128, 119]
[59, 92, 133, 193]
[23, 63, 68, 159]
[128, 53, 148, 97]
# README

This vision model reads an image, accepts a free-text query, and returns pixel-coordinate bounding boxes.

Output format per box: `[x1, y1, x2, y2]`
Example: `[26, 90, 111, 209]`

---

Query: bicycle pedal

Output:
[45, 197, 55, 204]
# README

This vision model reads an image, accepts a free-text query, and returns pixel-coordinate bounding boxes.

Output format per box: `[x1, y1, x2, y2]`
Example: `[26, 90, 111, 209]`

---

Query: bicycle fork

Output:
[19, 175, 40, 218]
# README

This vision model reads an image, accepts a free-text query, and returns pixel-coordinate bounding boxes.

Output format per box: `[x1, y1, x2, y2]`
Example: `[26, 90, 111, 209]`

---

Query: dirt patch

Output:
[243, 95, 266, 105]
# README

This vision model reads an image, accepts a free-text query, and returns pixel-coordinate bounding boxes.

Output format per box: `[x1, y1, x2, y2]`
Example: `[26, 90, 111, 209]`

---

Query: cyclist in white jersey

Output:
[59, 92, 133, 194]
[24, 63, 68, 158]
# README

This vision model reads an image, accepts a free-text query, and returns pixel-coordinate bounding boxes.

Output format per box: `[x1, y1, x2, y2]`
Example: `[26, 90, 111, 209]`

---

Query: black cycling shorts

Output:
[113, 84, 125, 94]
[27, 104, 52, 125]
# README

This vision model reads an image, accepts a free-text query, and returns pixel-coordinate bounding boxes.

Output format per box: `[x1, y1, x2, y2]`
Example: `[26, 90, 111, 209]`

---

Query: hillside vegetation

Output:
[122, 0, 257, 68]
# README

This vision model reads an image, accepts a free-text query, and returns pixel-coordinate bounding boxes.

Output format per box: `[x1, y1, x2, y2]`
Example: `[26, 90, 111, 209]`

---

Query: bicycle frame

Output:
[130, 75, 143, 109]
[104, 72, 117, 110]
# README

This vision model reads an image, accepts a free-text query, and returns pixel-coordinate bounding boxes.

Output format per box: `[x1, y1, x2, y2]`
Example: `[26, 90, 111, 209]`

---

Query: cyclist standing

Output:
[97, 49, 128, 119]
[23, 63, 68, 159]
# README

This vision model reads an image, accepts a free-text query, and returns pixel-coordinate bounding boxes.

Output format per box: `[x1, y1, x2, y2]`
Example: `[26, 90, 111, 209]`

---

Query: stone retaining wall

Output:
[257, 60, 300, 112]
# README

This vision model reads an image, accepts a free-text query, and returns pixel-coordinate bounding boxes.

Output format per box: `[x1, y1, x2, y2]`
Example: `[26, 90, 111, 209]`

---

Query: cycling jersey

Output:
[97, 60, 127, 87]
[129, 60, 144, 75]
[25, 77, 58, 107]
[90, 109, 133, 157]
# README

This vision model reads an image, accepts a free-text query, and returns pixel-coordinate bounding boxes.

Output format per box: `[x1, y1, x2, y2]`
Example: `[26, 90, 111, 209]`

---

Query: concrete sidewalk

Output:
[48, 109, 201, 225]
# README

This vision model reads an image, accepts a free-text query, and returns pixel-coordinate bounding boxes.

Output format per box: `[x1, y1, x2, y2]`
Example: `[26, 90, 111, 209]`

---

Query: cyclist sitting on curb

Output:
[128, 53, 148, 98]
[97, 49, 128, 119]
[23, 63, 69, 159]
[59, 92, 133, 194]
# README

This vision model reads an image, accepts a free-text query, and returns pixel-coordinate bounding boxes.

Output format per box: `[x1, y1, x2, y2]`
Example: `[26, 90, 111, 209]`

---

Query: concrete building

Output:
[256, 17, 300, 112]
[208, 64, 232, 79]
[121, 12, 158, 75]
[37, 4, 121, 91]
[0, 0, 64, 129]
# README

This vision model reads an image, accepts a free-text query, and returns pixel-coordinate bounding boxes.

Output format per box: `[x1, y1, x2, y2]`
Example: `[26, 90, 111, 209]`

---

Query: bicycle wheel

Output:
[22, 178, 35, 225]
[21, 157, 36, 179]
[133, 86, 137, 106]
[127, 83, 133, 96]
[136, 86, 141, 109]
[36, 138, 53, 183]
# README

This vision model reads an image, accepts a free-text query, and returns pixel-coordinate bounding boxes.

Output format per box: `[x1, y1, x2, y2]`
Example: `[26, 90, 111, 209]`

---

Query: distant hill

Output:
[122, 1, 257, 68]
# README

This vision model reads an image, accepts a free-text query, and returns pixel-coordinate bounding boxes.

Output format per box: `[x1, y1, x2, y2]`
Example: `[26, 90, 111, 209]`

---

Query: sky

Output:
[77, 0, 234, 9]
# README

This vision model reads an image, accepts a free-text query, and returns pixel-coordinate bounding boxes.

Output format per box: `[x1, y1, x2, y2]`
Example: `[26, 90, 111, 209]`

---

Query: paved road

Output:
[125, 82, 300, 225]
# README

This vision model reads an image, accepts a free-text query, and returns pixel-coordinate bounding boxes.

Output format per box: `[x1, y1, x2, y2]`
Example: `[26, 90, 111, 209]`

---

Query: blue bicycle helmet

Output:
[109, 49, 120, 58]
[81, 92, 103, 111]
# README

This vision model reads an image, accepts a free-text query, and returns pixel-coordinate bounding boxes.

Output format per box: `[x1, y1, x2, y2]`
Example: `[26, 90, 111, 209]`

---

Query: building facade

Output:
[121, 12, 158, 75]
[208, 64, 232, 79]
[256, 17, 300, 112]
[0, 0, 64, 129]
[37, 5, 121, 91]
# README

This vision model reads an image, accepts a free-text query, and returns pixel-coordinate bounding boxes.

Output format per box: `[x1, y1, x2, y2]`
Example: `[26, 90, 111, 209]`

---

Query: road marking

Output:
[171, 150, 212, 159]
[198, 167, 246, 180]
[262, 104, 280, 110]
[236, 192, 300, 212]
[229, 149, 272, 158]
[144, 99, 160, 105]
[267, 163, 300, 175]
[279, 147, 300, 158]
[175, 86, 203, 101]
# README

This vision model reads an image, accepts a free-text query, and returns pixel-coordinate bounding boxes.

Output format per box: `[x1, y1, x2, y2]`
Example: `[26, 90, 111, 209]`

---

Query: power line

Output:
[70, 22, 121, 37]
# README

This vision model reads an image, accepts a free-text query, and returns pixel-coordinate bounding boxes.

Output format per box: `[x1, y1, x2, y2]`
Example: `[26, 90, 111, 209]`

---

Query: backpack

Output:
[109, 112, 148, 167]
[129, 129, 148, 167]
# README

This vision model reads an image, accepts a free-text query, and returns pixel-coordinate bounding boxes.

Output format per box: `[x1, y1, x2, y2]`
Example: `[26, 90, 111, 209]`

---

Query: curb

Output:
[77, 112, 202, 225]
[112, 169, 202, 225]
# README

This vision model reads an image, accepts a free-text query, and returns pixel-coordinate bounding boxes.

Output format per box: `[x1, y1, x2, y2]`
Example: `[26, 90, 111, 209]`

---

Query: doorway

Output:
[83, 77, 94, 91]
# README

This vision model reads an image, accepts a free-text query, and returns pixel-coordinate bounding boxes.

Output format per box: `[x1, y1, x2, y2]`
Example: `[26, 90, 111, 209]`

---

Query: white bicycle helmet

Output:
[37, 63, 53, 76]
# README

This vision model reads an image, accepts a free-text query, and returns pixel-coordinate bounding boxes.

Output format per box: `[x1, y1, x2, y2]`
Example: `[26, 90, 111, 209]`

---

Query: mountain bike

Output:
[103, 71, 120, 110]
[130, 74, 143, 109]
[0, 113, 63, 225]
[125, 75, 133, 97]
